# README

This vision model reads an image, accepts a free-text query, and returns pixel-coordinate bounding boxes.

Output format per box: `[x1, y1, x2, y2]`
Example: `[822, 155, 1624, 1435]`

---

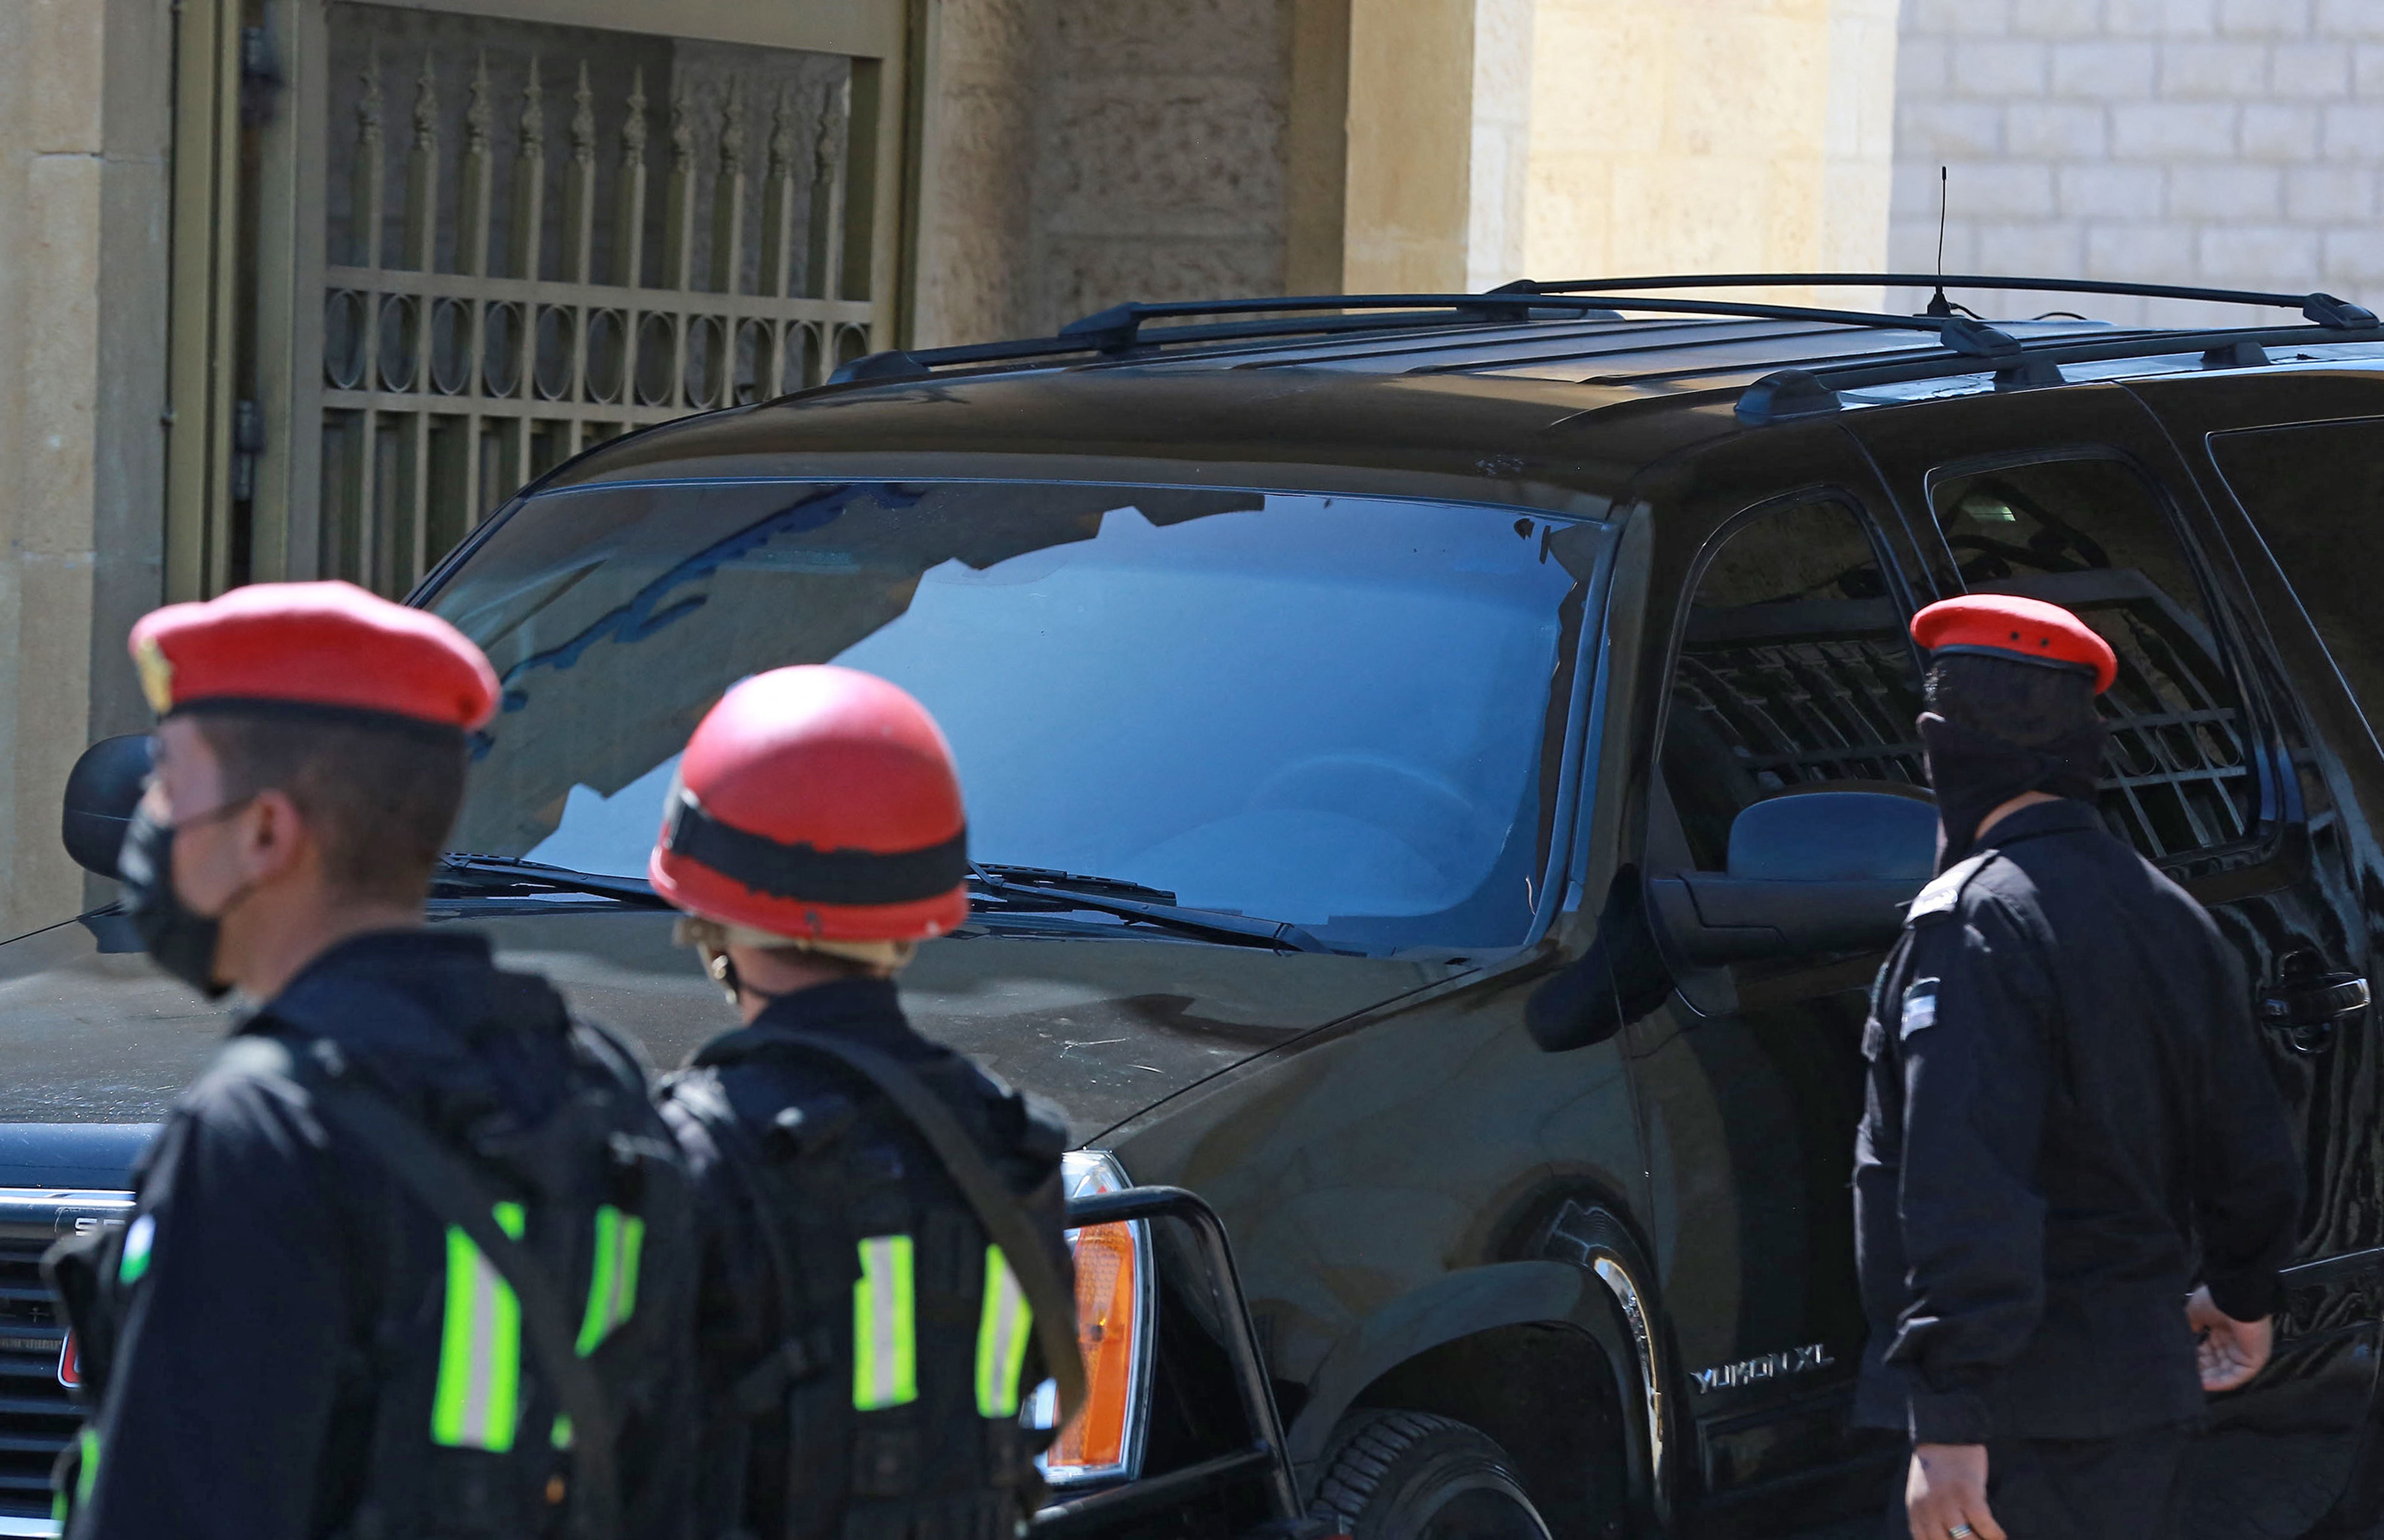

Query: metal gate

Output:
[167, 0, 908, 601]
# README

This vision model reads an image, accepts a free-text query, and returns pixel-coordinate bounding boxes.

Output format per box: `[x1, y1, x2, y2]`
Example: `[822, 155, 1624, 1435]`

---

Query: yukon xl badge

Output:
[1690, 1342, 1835, 1393]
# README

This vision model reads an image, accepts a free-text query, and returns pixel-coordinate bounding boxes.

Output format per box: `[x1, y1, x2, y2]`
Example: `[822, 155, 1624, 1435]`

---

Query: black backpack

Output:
[48, 977, 696, 1540]
[659, 1024, 1082, 1540]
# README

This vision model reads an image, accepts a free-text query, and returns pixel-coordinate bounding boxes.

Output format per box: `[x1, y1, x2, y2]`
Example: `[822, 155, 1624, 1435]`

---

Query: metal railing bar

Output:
[325, 267, 873, 321]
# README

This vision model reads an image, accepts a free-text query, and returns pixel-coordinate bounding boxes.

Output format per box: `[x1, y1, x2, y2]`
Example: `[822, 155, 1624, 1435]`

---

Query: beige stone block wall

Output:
[1465, 0, 1538, 289]
[0, 0, 171, 939]
[1890, 0, 2384, 328]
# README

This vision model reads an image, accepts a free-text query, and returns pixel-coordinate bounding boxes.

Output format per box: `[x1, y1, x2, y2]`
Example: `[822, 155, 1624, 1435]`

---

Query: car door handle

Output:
[2259, 954, 2370, 1055]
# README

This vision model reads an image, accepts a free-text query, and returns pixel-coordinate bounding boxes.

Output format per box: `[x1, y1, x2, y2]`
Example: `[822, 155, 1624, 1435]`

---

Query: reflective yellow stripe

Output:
[852, 1234, 917, 1410]
[431, 1201, 525, 1450]
[974, 1245, 1035, 1418]
[118, 1214, 154, 1286]
[575, 1205, 644, 1356]
[74, 1426, 98, 1505]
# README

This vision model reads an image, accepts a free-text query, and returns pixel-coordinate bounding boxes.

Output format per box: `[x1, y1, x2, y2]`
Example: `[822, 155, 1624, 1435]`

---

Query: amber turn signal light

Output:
[1048, 1218, 1137, 1469]
[1040, 1149, 1151, 1483]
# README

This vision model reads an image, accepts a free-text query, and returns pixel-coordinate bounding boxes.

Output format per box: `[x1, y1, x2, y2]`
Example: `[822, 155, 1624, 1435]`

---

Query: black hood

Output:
[0, 905, 1450, 1185]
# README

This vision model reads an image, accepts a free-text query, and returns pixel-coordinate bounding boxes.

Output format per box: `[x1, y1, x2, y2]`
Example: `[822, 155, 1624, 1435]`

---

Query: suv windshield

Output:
[425, 480, 1606, 953]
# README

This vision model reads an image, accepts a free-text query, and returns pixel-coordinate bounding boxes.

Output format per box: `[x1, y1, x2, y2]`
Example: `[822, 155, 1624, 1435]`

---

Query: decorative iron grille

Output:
[1674, 634, 1928, 794]
[1673, 594, 2253, 866]
[316, 5, 877, 596]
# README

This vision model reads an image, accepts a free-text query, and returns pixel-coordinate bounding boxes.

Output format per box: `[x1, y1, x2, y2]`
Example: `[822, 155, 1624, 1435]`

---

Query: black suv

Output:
[17, 274, 2384, 1540]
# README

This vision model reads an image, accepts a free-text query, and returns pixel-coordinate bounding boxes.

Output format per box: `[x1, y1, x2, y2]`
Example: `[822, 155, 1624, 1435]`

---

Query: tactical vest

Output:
[659, 1023, 1075, 1540]
[47, 978, 693, 1540]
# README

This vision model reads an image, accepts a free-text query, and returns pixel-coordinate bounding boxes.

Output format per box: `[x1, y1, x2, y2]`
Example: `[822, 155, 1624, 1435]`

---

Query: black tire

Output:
[1309, 1410, 1555, 1540]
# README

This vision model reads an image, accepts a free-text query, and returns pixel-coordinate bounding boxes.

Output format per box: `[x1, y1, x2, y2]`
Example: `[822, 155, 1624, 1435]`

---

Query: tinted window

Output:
[2208, 419, 2384, 740]
[427, 481, 1607, 953]
[1662, 498, 1923, 871]
[1926, 457, 2253, 860]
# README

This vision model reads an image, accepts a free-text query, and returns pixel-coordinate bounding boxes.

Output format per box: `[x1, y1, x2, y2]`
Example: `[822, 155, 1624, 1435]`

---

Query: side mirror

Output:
[62, 735, 153, 880]
[1647, 790, 1937, 966]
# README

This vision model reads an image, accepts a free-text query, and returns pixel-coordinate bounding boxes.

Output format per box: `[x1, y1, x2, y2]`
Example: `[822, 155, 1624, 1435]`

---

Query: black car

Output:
[18, 273, 2384, 1540]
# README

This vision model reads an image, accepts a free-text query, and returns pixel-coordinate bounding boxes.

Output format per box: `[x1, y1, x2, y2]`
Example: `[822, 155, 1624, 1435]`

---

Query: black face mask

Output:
[118, 800, 253, 1000]
[1917, 711, 2107, 870]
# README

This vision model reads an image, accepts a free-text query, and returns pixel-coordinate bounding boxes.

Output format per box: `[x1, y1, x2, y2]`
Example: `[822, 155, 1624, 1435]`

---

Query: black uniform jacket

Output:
[1852, 799, 2300, 1446]
[73, 930, 676, 1540]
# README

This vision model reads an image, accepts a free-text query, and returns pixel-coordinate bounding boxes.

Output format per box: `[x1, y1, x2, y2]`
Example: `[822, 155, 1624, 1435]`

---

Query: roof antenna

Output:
[1926, 166, 1956, 318]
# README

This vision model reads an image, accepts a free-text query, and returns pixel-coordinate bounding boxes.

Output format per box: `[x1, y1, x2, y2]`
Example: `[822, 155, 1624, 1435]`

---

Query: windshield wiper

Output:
[432, 854, 1332, 950]
[435, 853, 670, 906]
[968, 864, 1332, 953]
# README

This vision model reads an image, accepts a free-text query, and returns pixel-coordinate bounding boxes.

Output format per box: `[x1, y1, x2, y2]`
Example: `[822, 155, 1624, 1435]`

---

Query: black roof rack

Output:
[1495, 271, 2379, 329]
[836, 289, 2061, 384]
[1731, 319, 2384, 424]
[825, 272, 2383, 406]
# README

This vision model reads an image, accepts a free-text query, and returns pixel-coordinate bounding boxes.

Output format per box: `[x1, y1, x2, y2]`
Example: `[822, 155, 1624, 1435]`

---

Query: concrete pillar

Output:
[0, 0, 172, 937]
[1292, 0, 1902, 301]
[906, 0, 1044, 348]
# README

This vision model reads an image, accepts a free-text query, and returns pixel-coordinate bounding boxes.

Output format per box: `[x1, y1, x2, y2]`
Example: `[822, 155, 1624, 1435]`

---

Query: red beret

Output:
[129, 581, 499, 732]
[1911, 594, 2118, 695]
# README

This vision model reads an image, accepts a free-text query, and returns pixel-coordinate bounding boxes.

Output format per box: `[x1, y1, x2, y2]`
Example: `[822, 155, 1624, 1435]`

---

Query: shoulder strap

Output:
[746, 1029, 1088, 1426]
[287, 1049, 622, 1540]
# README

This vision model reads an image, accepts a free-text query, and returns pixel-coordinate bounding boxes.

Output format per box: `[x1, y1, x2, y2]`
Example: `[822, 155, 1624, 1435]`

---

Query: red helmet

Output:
[649, 666, 971, 942]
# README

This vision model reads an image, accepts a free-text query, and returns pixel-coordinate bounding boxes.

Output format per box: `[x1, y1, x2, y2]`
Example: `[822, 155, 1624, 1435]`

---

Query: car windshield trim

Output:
[507, 474, 1619, 525]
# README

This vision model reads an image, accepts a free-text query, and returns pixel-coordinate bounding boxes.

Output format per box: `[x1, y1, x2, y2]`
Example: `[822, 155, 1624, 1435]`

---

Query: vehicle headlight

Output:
[1032, 1148, 1154, 1486]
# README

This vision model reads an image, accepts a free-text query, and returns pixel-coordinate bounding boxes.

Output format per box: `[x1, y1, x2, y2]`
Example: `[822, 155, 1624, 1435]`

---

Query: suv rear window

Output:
[427, 480, 1608, 953]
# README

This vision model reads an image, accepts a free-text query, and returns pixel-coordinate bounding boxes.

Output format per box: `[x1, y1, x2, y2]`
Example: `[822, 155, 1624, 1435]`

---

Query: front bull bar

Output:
[1032, 1185, 1309, 1538]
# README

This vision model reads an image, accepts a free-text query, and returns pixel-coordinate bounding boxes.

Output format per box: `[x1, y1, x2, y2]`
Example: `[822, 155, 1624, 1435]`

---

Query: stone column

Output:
[906, 0, 1044, 347]
[0, 0, 173, 936]
[1523, 0, 1901, 300]
[1292, 0, 1902, 302]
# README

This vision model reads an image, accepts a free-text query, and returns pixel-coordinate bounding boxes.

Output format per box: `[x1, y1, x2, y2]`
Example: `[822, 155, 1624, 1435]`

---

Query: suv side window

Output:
[1924, 456, 2254, 860]
[1661, 497, 1925, 871]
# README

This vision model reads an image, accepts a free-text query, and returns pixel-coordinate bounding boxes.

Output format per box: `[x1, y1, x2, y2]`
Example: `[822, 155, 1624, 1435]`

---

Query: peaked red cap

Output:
[128, 581, 499, 730]
[1911, 594, 2118, 694]
[649, 666, 970, 943]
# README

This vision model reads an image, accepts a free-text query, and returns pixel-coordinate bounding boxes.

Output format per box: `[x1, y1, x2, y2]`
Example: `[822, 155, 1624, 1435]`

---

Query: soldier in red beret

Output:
[645, 665, 1081, 1540]
[49, 581, 695, 1540]
[1853, 595, 2299, 1540]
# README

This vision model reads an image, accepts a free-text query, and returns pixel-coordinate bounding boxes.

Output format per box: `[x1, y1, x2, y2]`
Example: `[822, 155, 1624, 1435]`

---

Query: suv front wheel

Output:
[1309, 1410, 1554, 1540]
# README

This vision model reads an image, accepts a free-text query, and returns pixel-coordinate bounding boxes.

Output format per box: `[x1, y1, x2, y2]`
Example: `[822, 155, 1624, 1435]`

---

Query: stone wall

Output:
[909, 0, 1905, 343]
[1891, 0, 2384, 327]
[0, 0, 172, 939]
[1029, 0, 1293, 328]
[909, 0, 1294, 345]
